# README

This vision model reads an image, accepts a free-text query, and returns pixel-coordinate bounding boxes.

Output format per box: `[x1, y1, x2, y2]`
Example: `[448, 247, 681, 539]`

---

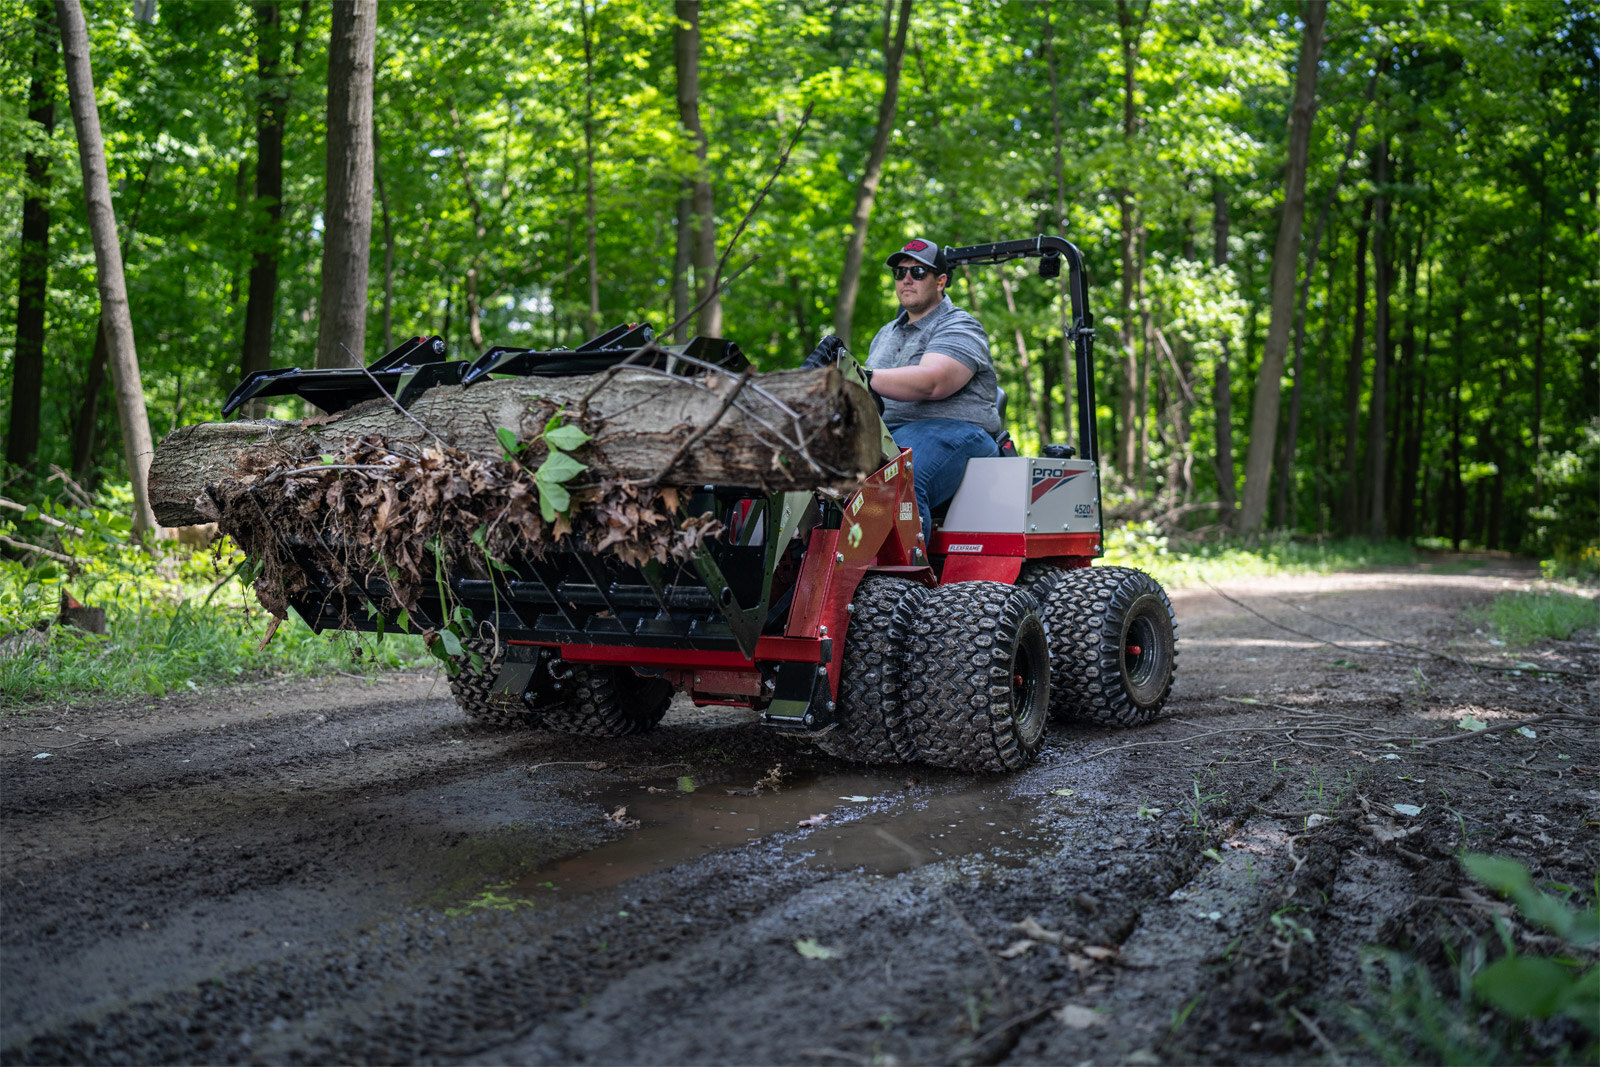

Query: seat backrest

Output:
[995, 384, 1009, 425]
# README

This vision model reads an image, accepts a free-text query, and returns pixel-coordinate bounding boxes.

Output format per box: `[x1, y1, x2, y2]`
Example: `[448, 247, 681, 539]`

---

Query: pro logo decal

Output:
[1030, 467, 1084, 503]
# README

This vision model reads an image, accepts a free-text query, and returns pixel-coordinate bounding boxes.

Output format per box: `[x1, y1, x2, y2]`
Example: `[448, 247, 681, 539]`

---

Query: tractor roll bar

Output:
[941, 235, 1098, 467]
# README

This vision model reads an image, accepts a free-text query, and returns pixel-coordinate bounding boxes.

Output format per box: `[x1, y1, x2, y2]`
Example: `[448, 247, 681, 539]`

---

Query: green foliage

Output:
[1468, 590, 1600, 645]
[0, 482, 428, 708]
[1102, 523, 1418, 588]
[1347, 854, 1599, 1065]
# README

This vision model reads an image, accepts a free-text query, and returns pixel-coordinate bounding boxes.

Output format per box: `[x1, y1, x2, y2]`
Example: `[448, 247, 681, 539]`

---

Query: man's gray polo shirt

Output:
[864, 294, 1000, 434]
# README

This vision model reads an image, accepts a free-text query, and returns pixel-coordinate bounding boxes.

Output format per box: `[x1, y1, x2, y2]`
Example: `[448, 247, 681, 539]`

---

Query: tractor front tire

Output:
[534, 666, 673, 737]
[903, 582, 1050, 772]
[816, 576, 928, 764]
[1040, 566, 1177, 728]
[449, 639, 544, 729]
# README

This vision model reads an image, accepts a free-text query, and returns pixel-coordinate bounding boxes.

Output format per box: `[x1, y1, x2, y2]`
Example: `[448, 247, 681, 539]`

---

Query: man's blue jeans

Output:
[887, 419, 999, 545]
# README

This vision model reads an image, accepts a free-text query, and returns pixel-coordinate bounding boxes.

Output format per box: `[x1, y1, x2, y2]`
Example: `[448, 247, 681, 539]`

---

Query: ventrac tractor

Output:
[226, 236, 1176, 773]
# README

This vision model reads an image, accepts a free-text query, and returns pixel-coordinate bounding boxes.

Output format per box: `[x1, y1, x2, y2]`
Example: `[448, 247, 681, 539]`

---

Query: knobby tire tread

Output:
[816, 576, 927, 764]
[902, 582, 1050, 772]
[449, 638, 543, 729]
[1036, 565, 1177, 727]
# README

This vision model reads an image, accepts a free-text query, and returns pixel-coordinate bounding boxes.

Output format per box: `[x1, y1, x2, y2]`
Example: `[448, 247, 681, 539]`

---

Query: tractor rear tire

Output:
[1037, 565, 1176, 727]
[902, 582, 1050, 772]
[816, 576, 928, 764]
[449, 639, 544, 729]
[534, 665, 673, 737]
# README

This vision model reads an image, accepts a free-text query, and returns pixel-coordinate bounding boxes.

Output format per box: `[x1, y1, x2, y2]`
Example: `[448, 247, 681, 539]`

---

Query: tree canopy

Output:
[3, 0, 1596, 563]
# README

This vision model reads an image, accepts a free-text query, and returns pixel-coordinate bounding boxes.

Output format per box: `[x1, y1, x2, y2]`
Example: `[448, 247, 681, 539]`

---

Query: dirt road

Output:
[3, 563, 1596, 1065]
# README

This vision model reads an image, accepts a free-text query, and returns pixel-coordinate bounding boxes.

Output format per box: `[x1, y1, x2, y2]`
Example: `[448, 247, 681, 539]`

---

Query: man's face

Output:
[892, 259, 946, 314]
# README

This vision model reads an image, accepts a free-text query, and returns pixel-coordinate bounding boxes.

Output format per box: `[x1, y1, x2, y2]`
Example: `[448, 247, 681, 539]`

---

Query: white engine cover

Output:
[941, 457, 1101, 534]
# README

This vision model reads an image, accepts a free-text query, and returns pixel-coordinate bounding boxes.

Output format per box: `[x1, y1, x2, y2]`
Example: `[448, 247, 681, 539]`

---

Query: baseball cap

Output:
[885, 237, 947, 273]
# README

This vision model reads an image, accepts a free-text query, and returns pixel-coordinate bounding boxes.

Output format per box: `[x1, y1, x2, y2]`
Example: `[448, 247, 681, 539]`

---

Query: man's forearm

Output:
[865, 353, 973, 402]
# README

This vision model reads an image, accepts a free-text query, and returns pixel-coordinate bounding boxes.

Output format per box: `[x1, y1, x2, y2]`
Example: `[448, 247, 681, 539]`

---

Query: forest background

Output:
[0, 0, 1596, 680]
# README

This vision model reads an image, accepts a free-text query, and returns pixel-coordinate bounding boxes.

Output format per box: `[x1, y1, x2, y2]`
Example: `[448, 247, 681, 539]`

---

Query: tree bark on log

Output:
[149, 367, 886, 527]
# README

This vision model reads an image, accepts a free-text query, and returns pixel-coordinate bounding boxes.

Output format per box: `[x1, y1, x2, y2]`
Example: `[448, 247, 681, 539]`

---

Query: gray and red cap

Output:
[885, 237, 948, 274]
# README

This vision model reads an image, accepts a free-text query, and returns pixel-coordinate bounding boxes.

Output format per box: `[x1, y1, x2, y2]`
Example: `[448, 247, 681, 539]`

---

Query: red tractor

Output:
[240, 236, 1176, 772]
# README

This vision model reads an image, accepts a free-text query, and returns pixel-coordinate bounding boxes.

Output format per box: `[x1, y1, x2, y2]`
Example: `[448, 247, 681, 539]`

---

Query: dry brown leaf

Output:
[798, 814, 829, 828]
[997, 939, 1037, 959]
[1053, 1005, 1103, 1030]
[1082, 945, 1119, 962]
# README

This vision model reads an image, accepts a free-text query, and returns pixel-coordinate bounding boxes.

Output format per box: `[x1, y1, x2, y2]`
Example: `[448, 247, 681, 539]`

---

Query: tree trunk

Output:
[1395, 213, 1423, 537]
[674, 0, 720, 340]
[56, 0, 157, 535]
[832, 0, 912, 348]
[315, 0, 377, 369]
[1136, 226, 1151, 490]
[1532, 157, 1546, 503]
[1341, 196, 1372, 534]
[1449, 301, 1464, 550]
[376, 124, 394, 352]
[672, 182, 693, 342]
[1114, 0, 1148, 481]
[1366, 136, 1391, 538]
[1272, 69, 1371, 528]
[149, 368, 886, 526]
[1042, 4, 1074, 449]
[1312, 249, 1336, 532]
[579, 0, 599, 339]
[1211, 180, 1236, 526]
[1238, 0, 1327, 533]
[7, 1, 56, 472]
[998, 270, 1044, 447]
[240, 1, 287, 396]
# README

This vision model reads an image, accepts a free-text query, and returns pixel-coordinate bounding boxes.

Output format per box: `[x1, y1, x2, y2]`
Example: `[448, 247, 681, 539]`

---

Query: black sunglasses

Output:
[890, 264, 938, 281]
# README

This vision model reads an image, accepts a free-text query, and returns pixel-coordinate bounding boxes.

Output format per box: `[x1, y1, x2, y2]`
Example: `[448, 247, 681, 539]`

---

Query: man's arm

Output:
[867, 352, 974, 402]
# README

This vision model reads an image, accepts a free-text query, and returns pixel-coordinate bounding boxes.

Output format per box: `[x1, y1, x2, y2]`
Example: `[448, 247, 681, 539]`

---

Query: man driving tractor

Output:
[807, 237, 1003, 547]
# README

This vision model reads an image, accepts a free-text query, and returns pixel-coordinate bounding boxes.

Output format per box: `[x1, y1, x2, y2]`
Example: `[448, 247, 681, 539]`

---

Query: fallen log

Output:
[149, 365, 885, 527]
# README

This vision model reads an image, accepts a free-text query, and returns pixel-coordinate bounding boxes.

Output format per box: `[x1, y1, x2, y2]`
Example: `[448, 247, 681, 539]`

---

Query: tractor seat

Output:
[992, 385, 1018, 457]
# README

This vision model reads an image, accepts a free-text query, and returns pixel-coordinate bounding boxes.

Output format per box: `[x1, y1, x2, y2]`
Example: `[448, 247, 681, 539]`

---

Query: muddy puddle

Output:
[453, 768, 1065, 907]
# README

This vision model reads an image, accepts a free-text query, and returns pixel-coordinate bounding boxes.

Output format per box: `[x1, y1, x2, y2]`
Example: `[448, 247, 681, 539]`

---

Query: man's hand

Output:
[801, 334, 847, 370]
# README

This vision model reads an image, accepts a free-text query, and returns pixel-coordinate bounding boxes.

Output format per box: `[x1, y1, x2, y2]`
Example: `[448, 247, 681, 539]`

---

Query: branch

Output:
[0, 533, 77, 564]
[640, 370, 752, 487]
[0, 498, 88, 536]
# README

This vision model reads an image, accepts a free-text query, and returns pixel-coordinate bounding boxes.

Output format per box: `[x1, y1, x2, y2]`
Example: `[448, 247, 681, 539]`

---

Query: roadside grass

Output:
[1102, 522, 1418, 590]
[1468, 589, 1600, 645]
[1, 491, 429, 709]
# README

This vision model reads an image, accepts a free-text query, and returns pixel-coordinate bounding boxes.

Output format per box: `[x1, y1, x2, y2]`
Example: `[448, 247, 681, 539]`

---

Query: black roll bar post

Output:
[940, 235, 1099, 467]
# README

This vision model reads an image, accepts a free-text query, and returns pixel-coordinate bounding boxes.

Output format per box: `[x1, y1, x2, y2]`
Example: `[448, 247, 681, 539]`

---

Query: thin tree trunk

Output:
[1211, 180, 1236, 526]
[1366, 136, 1391, 538]
[1394, 212, 1423, 536]
[1341, 197, 1372, 534]
[70, 316, 107, 479]
[674, 0, 719, 339]
[1136, 226, 1152, 490]
[56, 0, 157, 534]
[315, 0, 377, 368]
[1114, 0, 1149, 481]
[7, 1, 56, 472]
[579, 0, 599, 339]
[1313, 249, 1336, 533]
[1532, 156, 1546, 503]
[1450, 301, 1464, 549]
[240, 1, 287, 395]
[1042, 3, 1074, 449]
[998, 270, 1044, 447]
[1239, 0, 1327, 533]
[672, 183, 692, 342]
[1272, 69, 1372, 527]
[832, 0, 912, 347]
[375, 124, 394, 352]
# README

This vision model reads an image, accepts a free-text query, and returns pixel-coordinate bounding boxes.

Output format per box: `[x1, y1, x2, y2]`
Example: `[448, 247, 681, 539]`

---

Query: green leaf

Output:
[396, 607, 411, 633]
[543, 423, 592, 451]
[495, 426, 520, 456]
[438, 629, 463, 657]
[1472, 956, 1575, 1019]
[1559, 966, 1599, 1028]
[536, 478, 570, 522]
[537, 449, 588, 484]
[468, 652, 485, 673]
[794, 938, 839, 960]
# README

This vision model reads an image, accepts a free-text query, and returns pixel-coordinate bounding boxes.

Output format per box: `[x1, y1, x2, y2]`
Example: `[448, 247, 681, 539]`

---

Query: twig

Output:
[1279, 597, 1599, 680]
[0, 497, 88, 536]
[1409, 711, 1599, 747]
[259, 463, 398, 485]
[1062, 725, 1279, 763]
[1289, 1006, 1346, 1066]
[576, 256, 760, 413]
[47, 465, 96, 509]
[960, 1003, 1056, 1056]
[640, 370, 753, 487]
[0, 534, 77, 564]
[339, 342, 449, 449]
[705, 102, 813, 300]
[1201, 581, 1429, 663]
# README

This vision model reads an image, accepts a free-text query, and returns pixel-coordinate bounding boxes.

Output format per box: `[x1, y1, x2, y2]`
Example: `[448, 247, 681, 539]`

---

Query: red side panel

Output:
[940, 555, 1022, 584]
[929, 531, 1102, 559]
